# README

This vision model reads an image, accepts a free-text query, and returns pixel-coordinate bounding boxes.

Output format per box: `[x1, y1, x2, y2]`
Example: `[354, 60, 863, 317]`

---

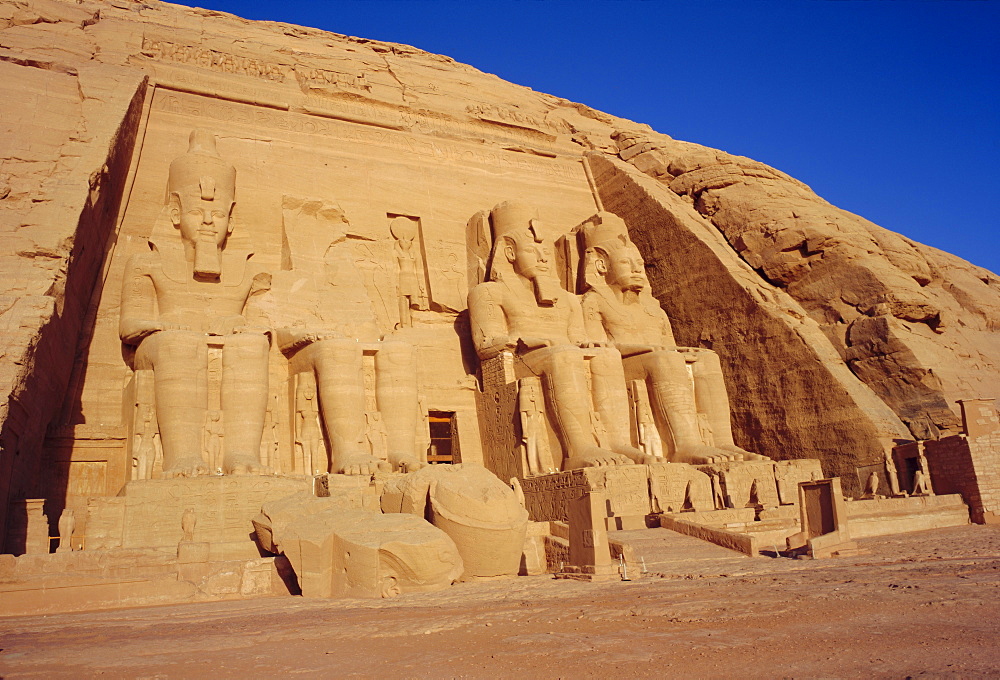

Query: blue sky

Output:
[170, 0, 999, 274]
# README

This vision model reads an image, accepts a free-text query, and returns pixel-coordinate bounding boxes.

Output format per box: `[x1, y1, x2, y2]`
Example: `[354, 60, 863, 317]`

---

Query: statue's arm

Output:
[468, 283, 514, 359]
[657, 306, 678, 347]
[119, 255, 163, 345]
[275, 328, 320, 353]
[566, 294, 596, 347]
[581, 294, 610, 345]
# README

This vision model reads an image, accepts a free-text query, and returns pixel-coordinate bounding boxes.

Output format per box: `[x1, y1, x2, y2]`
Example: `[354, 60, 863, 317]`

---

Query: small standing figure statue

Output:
[711, 474, 727, 510]
[133, 404, 157, 480]
[365, 411, 389, 464]
[205, 410, 224, 473]
[57, 509, 76, 553]
[883, 449, 901, 496]
[181, 507, 196, 543]
[295, 377, 324, 475]
[628, 380, 663, 459]
[864, 470, 881, 498]
[261, 393, 280, 470]
[518, 377, 545, 476]
[913, 448, 934, 496]
[390, 216, 425, 328]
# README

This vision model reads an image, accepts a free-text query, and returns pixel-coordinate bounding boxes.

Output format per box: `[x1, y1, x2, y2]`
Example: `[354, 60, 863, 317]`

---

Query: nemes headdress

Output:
[489, 200, 540, 242]
[166, 129, 236, 204]
[580, 211, 630, 254]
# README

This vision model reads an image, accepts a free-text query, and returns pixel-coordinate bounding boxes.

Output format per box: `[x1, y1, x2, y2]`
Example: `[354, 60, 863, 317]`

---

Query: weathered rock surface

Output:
[0, 0, 995, 537]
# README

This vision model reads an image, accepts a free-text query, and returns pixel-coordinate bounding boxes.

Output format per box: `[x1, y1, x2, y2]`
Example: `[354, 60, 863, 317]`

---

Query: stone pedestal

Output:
[558, 491, 617, 581]
[85, 476, 316, 560]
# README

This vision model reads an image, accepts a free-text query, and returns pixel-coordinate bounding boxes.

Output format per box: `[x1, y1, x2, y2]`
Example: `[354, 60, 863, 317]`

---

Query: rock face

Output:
[0, 0, 996, 548]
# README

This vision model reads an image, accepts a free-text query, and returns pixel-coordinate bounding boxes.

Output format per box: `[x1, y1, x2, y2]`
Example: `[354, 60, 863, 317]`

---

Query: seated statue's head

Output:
[581, 212, 648, 296]
[166, 129, 237, 280]
[488, 201, 560, 304]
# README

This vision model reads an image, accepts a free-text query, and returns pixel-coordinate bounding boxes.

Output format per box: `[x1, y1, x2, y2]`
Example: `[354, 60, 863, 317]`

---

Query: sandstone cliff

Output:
[0, 0, 995, 526]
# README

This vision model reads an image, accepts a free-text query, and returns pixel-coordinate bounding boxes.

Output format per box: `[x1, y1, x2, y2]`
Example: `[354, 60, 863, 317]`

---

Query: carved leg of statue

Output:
[375, 341, 421, 472]
[222, 333, 271, 475]
[522, 346, 630, 470]
[639, 351, 741, 465]
[687, 350, 769, 461]
[309, 339, 388, 476]
[398, 295, 412, 328]
[135, 331, 209, 477]
[589, 347, 654, 464]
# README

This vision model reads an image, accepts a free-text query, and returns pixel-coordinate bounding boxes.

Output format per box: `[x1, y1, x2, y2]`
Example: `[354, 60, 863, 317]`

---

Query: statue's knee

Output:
[546, 347, 585, 375]
[376, 341, 415, 367]
[149, 330, 204, 362]
[312, 338, 361, 369]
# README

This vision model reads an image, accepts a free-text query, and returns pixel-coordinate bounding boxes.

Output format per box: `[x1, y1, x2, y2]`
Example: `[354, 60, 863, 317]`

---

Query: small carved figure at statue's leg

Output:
[590, 347, 658, 465]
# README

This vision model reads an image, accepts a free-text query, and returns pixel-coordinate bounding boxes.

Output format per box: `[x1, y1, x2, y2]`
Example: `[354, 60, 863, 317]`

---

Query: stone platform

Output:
[84, 476, 317, 560]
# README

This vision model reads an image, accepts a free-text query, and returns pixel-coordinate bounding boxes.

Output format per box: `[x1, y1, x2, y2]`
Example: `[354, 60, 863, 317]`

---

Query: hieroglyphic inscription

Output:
[601, 465, 651, 517]
[521, 469, 590, 522]
[154, 92, 583, 180]
[140, 36, 286, 82]
[295, 67, 371, 93]
[648, 462, 714, 513]
[466, 104, 571, 134]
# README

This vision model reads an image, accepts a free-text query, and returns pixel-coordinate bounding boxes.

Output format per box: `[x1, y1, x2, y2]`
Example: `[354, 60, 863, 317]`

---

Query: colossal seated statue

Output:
[579, 212, 769, 465]
[119, 129, 271, 477]
[468, 201, 654, 470]
[267, 197, 422, 476]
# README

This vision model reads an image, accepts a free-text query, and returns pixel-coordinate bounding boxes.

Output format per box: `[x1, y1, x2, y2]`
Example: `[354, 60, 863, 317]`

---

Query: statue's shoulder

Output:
[468, 280, 505, 305]
[125, 248, 159, 275]
[580, 287, 612, 312]
[559, 289, 583, 310]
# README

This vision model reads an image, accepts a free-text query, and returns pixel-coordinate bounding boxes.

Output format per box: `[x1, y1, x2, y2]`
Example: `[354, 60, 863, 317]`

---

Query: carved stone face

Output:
[171, 188, 234, 249]
[506, 231, 553, 281]
[602, 244, 646, 292]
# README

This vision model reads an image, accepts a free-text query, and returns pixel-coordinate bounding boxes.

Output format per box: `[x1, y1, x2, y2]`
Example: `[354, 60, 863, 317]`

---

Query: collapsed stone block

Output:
[381, 464, 528, 579]
[254, 492, 463, 598]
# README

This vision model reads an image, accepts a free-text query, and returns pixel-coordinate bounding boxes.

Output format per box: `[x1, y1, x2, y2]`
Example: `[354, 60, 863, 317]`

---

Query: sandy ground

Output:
[2, 524, 999, 679]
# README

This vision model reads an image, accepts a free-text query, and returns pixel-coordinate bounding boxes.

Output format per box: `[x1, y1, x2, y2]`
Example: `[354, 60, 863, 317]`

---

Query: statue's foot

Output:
[337, 454, 391, 476]
[223, 455, 273, 476]
[163, 457, 210, 478]
[720, 444, 771, 461]
[564, 446, 633, 470]
[393, 457, 425, 474]
[612, 444, 660, 466]
[675, 445, 746, 465]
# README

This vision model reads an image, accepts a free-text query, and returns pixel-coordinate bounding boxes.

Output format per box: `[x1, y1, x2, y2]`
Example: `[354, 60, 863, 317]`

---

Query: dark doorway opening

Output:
[427, 411, 459, 464]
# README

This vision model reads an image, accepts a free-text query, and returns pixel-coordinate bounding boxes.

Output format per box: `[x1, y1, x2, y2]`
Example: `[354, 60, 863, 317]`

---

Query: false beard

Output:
[532, 275, 561, 306]
[193, 236, 222, 279]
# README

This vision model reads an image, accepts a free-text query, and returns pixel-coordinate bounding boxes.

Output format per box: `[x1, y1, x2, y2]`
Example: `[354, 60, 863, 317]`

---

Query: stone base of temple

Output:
[0, 548, 298, 617]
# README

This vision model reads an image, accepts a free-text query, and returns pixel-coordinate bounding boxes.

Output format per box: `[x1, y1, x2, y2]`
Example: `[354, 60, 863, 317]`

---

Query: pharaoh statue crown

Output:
[166, 128, 236, 203]
[489, 200, 539, 242]
[580, 211, 630, 253]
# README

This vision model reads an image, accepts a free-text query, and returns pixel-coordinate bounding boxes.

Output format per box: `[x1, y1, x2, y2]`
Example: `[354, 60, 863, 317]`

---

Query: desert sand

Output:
[3, 524, 998, 679]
